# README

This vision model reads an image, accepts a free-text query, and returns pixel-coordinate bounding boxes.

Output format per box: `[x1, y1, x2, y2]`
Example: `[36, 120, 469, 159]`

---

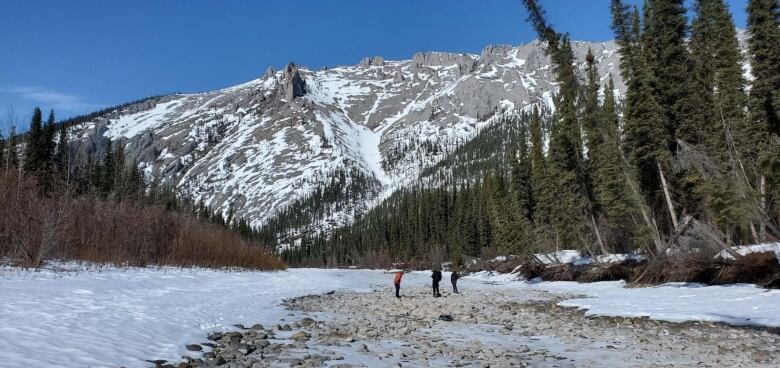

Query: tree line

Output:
[281, 0, 780, 267]
[0, 106, 283, 269]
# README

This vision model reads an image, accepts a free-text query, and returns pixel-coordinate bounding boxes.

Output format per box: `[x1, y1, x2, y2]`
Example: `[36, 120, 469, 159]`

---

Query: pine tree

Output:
[0, 128, 4, 172]
[6, 126, 19, 170]
[582, 49, 604, 206]
[101, 140, 115, 195]
[691, 0, 747, 157]
[510, 123, 534, 221]
[610, 0, 641, 80]
[23, 108, 44, 173]
[595, 76, 636, 247]
[43, 110, 56, 168]
[746, 0, 780, 240]
[55, 123, 69, 174]
[613, 1, 677, 233]
[747, 0, 780, 137]
[522, 0, 594, 250]
[687, 0, 756, 243]
[643, 0, 705, 146]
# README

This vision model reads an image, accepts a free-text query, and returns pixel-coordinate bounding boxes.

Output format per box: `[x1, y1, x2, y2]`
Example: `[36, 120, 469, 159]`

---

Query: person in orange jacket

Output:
[393, 271, 403, 298]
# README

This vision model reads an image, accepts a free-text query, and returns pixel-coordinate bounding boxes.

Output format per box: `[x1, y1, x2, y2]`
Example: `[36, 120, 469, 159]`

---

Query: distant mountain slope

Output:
[67, 39, 624, 246]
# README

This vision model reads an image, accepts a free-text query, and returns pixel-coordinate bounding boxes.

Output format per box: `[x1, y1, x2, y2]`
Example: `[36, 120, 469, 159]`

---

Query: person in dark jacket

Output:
[451, 270, 459, 293]
[431, 270, 442, 297]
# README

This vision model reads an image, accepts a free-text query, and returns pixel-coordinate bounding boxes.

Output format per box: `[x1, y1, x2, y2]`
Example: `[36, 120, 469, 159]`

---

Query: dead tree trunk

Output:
[657, 162, 679, 229]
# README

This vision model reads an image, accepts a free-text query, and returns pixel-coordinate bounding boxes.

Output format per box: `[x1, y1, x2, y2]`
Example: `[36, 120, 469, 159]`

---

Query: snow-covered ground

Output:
[1, 265, 779, 367]
[465, 272, 780, 328]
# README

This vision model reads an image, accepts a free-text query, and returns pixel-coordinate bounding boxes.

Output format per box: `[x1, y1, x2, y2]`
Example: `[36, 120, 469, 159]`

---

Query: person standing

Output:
[451, 270, 459, 294]
[393, 271, 403, 298]
[431, 270, 442, 297]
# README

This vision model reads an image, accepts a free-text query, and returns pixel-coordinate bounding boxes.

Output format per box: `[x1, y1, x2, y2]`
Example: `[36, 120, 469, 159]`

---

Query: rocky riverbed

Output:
[158, 286, 779, 367]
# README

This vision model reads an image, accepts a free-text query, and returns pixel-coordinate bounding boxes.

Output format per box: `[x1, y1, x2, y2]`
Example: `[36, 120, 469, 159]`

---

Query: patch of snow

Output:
[0, 266, 435, 367]
[716, 242, 780, 264]
[534, 250, 645, 266]
[529, 281, 780, 328]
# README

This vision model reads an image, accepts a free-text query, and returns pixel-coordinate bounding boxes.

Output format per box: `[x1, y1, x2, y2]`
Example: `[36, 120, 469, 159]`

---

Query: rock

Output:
[207, 355, 225, 367]
[282, 324, 292, 331]
[291, 331, 311, 342]
[185, 344, 202, 352]
[360, 56, 385, 67]
[278, 63, 306, 102]
[438, 314, 454, 322]
[250, 324, 264, 330]
[233, 324, 246, 330]
[751, 350, 772, 363]
[300, 318, 317, 327]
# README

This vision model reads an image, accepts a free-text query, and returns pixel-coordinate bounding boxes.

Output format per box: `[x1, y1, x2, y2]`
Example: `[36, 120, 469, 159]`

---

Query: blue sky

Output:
[1, 0, 748, 129]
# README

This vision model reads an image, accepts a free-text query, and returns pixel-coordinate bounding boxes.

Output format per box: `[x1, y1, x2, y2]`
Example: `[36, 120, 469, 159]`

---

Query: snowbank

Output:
[716, 242, 780, 263]
[533, 281, 780, 328]
[463, 272, 780, 328]
[534, 250, 645, 266]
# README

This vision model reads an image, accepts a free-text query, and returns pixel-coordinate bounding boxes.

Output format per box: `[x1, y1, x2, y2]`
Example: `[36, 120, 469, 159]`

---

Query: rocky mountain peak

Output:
[359, 56, 385, 67]
[278, 63, 307, 101]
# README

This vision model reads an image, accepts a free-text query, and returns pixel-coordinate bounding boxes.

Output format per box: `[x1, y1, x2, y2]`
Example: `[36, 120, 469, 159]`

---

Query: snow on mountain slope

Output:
[67, 39, 623, 244]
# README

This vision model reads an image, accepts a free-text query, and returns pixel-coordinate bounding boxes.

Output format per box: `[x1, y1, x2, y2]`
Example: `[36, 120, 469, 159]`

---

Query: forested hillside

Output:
[0, 108, 284, 269]
[282, 0, 780, 268]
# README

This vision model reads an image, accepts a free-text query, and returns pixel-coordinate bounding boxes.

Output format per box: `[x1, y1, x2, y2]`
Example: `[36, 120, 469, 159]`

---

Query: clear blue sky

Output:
[1, 0, 748, 128]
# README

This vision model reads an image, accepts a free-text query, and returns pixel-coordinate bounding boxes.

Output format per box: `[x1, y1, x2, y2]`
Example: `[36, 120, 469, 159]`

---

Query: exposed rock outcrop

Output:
[278, 63, 306, 102]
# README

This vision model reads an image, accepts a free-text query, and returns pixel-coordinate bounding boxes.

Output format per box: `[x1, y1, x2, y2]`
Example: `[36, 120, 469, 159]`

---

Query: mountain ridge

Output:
[65, 38, 625, 247]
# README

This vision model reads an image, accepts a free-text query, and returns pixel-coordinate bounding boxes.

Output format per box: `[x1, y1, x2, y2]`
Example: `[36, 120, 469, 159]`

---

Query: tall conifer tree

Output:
[23, 108, 44, 172]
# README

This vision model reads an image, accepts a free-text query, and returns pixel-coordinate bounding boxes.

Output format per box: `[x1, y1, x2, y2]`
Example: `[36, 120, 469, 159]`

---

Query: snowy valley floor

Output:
[0, 267, 779, 367]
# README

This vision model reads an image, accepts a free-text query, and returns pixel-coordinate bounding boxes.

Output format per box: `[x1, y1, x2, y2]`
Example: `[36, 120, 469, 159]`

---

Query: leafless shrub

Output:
[0, 171, 285, 270]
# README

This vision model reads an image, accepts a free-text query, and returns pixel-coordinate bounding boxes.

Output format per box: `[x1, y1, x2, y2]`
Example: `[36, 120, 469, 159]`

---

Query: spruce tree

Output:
[691, 0, 747, 157]
[746, 0, 780, 239]
[43, 109, 56, 167]
[610, 0, 641, 81]
[23, 107, 44, 173]
[613, 1, 678, 234]
[595, 76, 636, 247]
[0, 128, 4, 172]
[688, 0, 755, 243]
[582, 49, 603, 206]
[510, 123, 534, 221]
[643, 0, 705, 146]
[7, 126, 19, 170]
[747, 0, 780, 138]
[102, 140, 115, 195]
[55, 123, 69, 174]
[522, 0, 593, 250]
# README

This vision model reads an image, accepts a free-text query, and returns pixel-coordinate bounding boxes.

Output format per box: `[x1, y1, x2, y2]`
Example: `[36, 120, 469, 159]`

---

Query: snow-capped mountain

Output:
[68, 39, 623, 238]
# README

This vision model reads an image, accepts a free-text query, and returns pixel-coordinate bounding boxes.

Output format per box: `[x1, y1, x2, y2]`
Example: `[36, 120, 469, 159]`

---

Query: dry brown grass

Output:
[0, 171, 285, 270]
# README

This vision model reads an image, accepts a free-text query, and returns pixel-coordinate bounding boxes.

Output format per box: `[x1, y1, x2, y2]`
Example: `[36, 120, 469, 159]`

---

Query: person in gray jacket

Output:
[451, 270, 459, 293]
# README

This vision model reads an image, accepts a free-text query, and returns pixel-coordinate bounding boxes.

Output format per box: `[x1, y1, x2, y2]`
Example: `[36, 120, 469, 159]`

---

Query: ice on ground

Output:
[464, 271, 780, 328]
[3, 265, 780, 367]
[0, 266, 431, 368]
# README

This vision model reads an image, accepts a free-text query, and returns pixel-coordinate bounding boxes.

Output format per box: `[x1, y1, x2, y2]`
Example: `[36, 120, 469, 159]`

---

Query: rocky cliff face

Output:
[67, 39, 623, 238]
